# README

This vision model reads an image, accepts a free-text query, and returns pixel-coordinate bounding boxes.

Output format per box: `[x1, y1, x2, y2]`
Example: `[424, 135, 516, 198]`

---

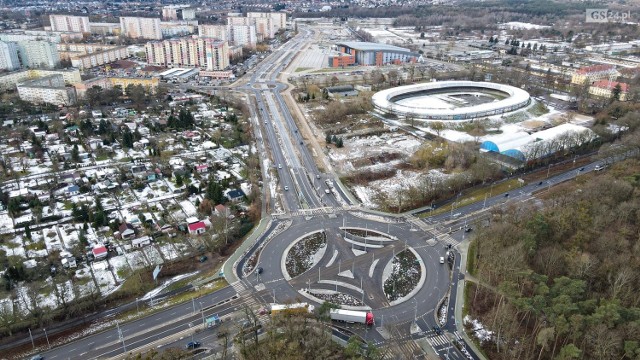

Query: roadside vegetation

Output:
[465, 123, 640, 360]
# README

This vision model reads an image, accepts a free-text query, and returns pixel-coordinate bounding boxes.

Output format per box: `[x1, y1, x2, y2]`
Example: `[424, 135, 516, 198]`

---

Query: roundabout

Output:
[372, 80, 531, 121]
[237, 211, 450, 328]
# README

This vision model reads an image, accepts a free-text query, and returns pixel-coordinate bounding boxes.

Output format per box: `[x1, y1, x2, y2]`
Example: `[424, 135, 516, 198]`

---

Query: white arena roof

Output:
[372, 81, 531, 121]
[337, 41, 412, 53]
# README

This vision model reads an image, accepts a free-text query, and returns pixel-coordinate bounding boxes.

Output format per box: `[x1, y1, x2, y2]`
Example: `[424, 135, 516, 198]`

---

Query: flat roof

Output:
[337, 41, 412, 53]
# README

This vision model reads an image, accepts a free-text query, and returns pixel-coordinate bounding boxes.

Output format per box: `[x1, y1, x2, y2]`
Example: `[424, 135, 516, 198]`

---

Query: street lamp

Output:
[43, 328, 50, 349]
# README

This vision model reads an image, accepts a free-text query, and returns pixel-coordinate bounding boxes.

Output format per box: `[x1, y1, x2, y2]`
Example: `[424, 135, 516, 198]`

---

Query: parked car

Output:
[199, 256, 208, 263]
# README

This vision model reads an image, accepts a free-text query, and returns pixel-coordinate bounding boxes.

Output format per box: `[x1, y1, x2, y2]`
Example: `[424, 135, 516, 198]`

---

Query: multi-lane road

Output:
[28, 26, 619, 360]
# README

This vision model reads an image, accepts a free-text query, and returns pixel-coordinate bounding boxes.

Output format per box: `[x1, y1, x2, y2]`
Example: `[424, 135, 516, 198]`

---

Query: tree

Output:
[611, 83, 622, 103]
[86, 85, 103, 107]
[122, 129, 134, 149]
[127, 84, 146, 110]
[175, 174, 183, 188]
[71, 144, 80, 163]
[335, 137, 344, 148]
[330, 76, 339, 87]
[325, 133, 332, 144]
[24, 225, 31, 240]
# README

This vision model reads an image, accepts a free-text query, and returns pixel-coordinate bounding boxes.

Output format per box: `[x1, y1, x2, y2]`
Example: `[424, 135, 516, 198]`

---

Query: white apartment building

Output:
[49, 15, 91, 33]
[162, 5, 196, 21]
[145, 36, 229, 71]
[17, 41, 60, 69]
[0, 68, 81, 91]
[119, 17, 162, 40]
[198, 24, 256, 47]
[247, 12, 287, 30]
[17, 74, 76, 106]
[0, 40, 20, 70]
[89, 22, 120, 35]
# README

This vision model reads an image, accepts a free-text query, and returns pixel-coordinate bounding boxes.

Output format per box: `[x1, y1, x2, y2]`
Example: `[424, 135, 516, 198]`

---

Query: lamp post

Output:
[43, 328, 50, 349]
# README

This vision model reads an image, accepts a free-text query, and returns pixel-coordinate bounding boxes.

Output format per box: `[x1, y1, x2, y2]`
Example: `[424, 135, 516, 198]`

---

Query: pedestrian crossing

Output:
[427, 334, 451, 347]
[290, 207, 336, 217]
[431, 227, 458, 247]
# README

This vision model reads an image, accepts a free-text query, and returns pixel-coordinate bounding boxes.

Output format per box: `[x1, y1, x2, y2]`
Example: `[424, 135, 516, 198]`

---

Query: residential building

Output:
[187, 221, 206, 235]
[0, 68, 81, 90]
[162, 5, 196, 21]
[92, 246, 108, 260]
[119, 17, 162, 40]
[198, 24, 227, 40]
[17, 74, 77, 106]
[0, 30, 62, 43]
[247, 11, 287, 31]
[160, 21, 196, 38]
[589, 80, 629, 101]
[89, 22, 120, 35]
[49, 14, 90, 33]
[0, 40, 20, 70]
[199, 24, 256, 47]
[228, 15, 276, 41]
[145, 36, 229, 70]
[17, 40, 60, 69]
[571, 64, 620, 85]
[109, 77, 159, 94]
[57, 43, 130, 70]
[331, 42, 418, 67]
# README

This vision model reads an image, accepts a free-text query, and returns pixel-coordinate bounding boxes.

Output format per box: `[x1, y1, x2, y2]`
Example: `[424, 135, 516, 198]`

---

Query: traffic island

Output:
[283, 230, 327, 278]
[383, 249, 422, 303]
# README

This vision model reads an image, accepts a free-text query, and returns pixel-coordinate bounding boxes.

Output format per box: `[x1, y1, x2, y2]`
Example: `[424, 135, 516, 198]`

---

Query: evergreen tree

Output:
[336, 137, 344, 148]
[24, 225, 31, 239]
[122, 129, 134, 148]
[325, 133, 332, 144]
[71, 144, 80, 163]
[175, 174, 183, 187]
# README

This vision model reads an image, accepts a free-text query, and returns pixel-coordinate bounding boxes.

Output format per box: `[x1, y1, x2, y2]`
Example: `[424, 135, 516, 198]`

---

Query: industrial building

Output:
[330, 42, 418, 67]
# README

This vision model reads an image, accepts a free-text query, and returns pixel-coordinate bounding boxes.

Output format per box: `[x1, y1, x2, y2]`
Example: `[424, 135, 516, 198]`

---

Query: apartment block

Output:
[161, 21, 197, 38]
[49, 14, 91, 33]
[162, 5, 196, 21]
[69, 47, 129, 70]
[119, 17, 162, 40]
[247, 12, 287, 30]
[0, 68, 81, 90]
[0, 40, 20, 70]
[89, 23, 120, 35]
[145, 36, 228, 71]
[17, 40, 60, 69]
[17, 74, 77, 106]
[199, 24, 256, 47]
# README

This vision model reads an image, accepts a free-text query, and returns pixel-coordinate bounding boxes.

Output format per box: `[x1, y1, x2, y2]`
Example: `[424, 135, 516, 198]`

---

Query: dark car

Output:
[199, 255, 208, 263]
[257, 267, 263, 274]
[186, 341, 201, 349]
[504, 193, 509, 197]
[30, 356, 44, 360]
[433, 326, 443, 335]
[464, 227, 473, 233]
[579, 167, 585, 171]
[538, 181, 544, 186]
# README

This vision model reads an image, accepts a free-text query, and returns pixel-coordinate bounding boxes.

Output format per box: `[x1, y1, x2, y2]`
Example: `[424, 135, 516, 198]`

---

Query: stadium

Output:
[372, 81, 531, 121]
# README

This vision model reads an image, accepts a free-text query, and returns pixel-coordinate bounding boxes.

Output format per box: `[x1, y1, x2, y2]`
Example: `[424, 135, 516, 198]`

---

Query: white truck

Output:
[329, 309, 374, 326]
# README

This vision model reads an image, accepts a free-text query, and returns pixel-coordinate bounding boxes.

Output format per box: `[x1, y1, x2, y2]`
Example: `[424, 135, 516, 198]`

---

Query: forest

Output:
[467, 121, 640, 359]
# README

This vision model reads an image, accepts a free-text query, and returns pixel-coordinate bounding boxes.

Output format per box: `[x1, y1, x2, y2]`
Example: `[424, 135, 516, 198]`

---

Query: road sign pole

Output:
[28, 328, 34, 349]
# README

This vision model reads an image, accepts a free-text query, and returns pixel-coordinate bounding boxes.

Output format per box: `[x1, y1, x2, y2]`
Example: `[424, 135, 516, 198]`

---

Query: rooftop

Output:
[337, 41, 412, 53]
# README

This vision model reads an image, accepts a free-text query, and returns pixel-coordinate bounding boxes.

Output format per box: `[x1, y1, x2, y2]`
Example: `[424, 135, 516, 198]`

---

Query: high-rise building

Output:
[0, 40, 20, 70]
[247, 12, 286, 31]
[49, 14, 91, 33]
[145, 36, 228, 71]
[119, 17, 162, 40]
[162, 5, 196, 21]
[198, 24, 256, 47]
[17, 41, 60, 69]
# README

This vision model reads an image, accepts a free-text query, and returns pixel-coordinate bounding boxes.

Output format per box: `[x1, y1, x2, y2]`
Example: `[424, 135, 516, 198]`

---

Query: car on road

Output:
[30, 355, 44, 360]
[284, 186, 289, 191]
[433, 326, 443, 335]
[186, 341, 201, 349]
[257, 267, 263, 274]
[504, 193, 509, 197]
[278, 164, 282, 169]
[595, 164, 607, 171]
[579, 167, 585, 171]
[538, 181, 544, 186]
[439, 257, 445, 264]
[464, 227, 473, 233]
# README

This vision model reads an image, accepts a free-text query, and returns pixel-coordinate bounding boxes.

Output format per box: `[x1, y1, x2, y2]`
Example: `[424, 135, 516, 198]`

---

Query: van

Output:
[595, 164, 607, 171]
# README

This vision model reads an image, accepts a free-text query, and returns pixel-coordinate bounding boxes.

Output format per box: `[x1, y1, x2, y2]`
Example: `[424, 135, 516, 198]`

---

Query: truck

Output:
[329, 309, 374, 326]
[270, 303, 314, 316]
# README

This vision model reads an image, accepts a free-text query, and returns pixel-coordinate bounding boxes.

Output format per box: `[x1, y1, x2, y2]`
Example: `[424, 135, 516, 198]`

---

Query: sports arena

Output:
[372, 81, 531, 121]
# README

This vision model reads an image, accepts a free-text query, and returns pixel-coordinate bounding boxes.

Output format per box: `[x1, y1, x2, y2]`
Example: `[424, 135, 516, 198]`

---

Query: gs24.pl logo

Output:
[586, 9, 632, 23]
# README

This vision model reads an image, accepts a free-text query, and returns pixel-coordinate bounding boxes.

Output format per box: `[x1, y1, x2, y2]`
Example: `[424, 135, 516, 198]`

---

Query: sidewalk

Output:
[455, 240, 488, 360]
[219, 217, 272, 284]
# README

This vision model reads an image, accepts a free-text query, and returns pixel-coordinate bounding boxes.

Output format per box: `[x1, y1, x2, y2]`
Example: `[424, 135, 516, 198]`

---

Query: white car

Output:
[284, 186, 289, 191]
[439, 257, 445, 264]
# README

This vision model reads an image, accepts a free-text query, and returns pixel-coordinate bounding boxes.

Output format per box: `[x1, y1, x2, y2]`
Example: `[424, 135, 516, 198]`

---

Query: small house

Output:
[119, 223, 136, 240]
[66, 185, 80, 196]
[92, 246, 108, 260]
[188, 221, 206, 235]
[131, 236, 151, 248]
